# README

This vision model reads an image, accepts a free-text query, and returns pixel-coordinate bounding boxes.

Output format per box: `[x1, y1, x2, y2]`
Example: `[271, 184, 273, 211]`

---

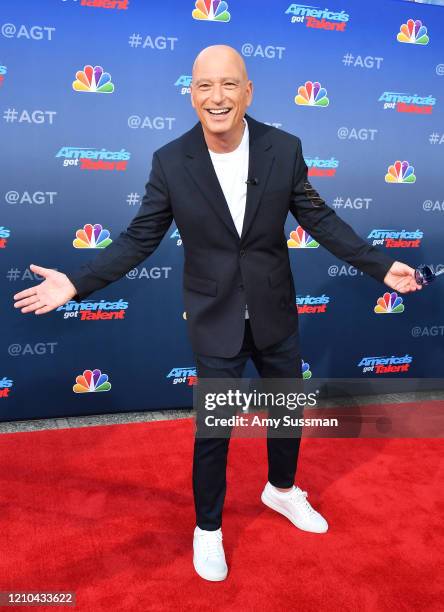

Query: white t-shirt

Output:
[209, 119, 249, 318]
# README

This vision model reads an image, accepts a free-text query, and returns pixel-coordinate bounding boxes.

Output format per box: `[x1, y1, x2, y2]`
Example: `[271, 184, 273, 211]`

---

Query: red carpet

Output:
[0, 417, 442, 611]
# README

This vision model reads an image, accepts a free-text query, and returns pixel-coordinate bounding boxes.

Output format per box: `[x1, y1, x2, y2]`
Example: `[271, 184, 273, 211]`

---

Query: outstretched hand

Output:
[383, 261, 422, 294]
[13, 264, 77, 315]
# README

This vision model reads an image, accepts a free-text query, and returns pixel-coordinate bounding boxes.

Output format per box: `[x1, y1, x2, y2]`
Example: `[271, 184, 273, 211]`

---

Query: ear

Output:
[246, 80, 253, 107]
[190, 86, 196, 109]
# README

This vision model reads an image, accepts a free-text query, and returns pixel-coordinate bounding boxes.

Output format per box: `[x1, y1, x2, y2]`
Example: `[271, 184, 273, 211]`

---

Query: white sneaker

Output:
[193, 526, 228, 581]
[261, 482, 328, 533]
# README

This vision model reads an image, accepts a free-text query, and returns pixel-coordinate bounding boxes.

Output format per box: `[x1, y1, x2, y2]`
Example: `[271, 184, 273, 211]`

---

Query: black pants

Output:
[193, 319, 303, 530]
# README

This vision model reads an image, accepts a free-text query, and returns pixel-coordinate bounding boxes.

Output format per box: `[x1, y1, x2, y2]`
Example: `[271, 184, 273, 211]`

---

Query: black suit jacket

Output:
[67, 114, 395, 357]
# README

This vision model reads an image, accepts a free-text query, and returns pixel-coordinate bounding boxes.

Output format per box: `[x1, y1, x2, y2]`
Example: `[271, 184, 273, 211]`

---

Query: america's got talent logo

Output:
[285, 4, 349, 30]
[0, 64, 7, 87]
[65, 0, 129, 10]
[0, 226, 11, 248]
[0, 377, 13, 398]
[368, 229, 423, 248]
[170, 228, 182, 246]
[56, 147, 130, 171]
[305, 156, 338, 177]
[175, 75, 192, 95]
[167, 367, 197, 385]
[296, 295, 330, 314]
[379, 91, 436, 114]
[57, 299, 128, 321]
[358, 355, 412, 375]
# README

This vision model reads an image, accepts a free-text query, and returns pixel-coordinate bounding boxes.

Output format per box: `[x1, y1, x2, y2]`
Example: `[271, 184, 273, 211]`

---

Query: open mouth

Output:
[205, 108, 232, 116]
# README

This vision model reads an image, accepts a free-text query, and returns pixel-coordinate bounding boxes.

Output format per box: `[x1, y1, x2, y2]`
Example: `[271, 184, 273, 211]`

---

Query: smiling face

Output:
[191, 45, 253, 150]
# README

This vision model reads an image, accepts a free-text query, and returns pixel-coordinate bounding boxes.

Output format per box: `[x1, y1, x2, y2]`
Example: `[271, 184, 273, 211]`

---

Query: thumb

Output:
[30, 263, 50, 277]
[395, 261, 415, 276]
[403, 264, 416, 277]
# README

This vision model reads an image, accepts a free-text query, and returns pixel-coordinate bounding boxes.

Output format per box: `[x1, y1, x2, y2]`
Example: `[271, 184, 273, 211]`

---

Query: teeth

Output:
[208, 108, 230, 115]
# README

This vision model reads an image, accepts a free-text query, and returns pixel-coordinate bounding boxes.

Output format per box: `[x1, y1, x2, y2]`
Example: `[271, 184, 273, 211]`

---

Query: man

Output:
[13, 45, 421, 582]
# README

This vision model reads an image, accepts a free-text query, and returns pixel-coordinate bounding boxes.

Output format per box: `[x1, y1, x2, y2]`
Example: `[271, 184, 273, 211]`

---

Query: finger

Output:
[14, 295, 40, 309]
[21, 301, 45, 314]
[14, 287, 39, 301]
[395, 279, 411, 293]
[397, 262, 415, 275]
[393, 280, 406, 291]
[29, 264, 50, 277]
[35, 305, 53, 315]
[408, 277, 421, 289]
[399, 279, 420, 293]
[402, 264, 415, 275]
[411, 278, 422, 290]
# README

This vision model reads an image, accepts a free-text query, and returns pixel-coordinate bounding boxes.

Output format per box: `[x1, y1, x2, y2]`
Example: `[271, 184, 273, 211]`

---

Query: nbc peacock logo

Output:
[192, 0, 231, 22]
[287, 226, 320, 248]
[385, 160, 416, 184]
[73, 224, 113, 249]
[72, 65, 115, 93]
[302, 360, 312, 379]
[397, 19, 429, 45]
[295, 81, 329, 107]
[374, 292, 405, 314]
[73, 369, 112, 393]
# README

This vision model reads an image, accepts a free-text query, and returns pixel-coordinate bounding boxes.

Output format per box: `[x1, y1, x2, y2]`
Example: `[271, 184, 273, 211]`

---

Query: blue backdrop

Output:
[1, 0, 443, 420]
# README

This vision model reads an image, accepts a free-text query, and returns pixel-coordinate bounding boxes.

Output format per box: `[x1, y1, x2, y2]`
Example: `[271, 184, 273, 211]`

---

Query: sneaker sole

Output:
[261, 489, 328, 534]
[193, 555, 228, 582]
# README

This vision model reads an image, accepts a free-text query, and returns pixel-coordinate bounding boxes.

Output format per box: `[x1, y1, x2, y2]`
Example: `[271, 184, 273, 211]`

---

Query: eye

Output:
[198, 83, 211, 90]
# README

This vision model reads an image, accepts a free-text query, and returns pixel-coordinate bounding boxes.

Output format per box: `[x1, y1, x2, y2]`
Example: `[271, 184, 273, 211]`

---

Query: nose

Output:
[210, 83, 224, 105]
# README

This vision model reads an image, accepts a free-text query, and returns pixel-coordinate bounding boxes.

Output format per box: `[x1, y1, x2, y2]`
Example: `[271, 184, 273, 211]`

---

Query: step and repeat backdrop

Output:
[1, 0, 443, 420]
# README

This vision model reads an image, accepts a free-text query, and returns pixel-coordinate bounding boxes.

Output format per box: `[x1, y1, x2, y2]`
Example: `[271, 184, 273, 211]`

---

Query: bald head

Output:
[190, 45, 253, 151]
[192, 45, 248, 83]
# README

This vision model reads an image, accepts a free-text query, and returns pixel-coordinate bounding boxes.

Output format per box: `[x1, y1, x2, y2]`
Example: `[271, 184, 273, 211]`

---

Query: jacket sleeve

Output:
[66, 152, 173, 300]
[289, 138, 395, 284]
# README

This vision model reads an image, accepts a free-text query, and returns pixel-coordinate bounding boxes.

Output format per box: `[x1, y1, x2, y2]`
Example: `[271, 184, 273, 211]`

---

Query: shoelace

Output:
[289, 487, 317, 515]
[199, 531, 224, 559]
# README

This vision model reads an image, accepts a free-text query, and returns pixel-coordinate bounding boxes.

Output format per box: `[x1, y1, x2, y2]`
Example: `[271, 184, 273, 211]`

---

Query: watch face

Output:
[415, 265, 434, 286]
[414, 269, 424, 285]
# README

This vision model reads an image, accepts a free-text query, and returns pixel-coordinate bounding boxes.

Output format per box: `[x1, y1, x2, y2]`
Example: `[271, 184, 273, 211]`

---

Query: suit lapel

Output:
[241, 115, 274, 241]
[184, 123, 239, 239]
[183, 115, 274, 242]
